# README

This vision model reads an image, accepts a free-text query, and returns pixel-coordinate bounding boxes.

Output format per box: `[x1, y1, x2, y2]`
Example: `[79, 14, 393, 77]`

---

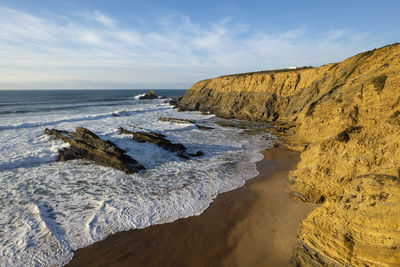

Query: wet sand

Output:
[67, 148, 317, 267]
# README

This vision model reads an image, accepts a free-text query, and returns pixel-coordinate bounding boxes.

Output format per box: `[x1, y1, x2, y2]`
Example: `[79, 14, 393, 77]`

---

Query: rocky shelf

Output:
[44, 127, 145, 174]
[118, 127, 204, 159]
[158, 116, 214, 130]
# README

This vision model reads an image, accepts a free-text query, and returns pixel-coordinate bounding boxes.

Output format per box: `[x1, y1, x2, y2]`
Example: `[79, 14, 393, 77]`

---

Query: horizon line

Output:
[0, 88, 188, 91]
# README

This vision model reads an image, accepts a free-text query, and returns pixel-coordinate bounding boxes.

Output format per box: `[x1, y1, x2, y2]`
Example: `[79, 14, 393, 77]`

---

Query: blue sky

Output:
[0, 0, 398, 89]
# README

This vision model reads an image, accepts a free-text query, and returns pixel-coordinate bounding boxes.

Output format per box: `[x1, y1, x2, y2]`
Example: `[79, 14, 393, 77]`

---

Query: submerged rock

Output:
[188, 150, 205, 157]
[216, 120, 251, 129]
[118, 127, 204, 158]
[44, 127, 145, 174]
[158, 117, 195, 124]
[158, 117, 214, 130]
[216, 121, 235, 128]
[195, 124, 214, 130]
[139, 90, 158, 100]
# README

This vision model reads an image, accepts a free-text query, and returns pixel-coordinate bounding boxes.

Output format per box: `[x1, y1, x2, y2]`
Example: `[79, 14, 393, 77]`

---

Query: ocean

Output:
[0, 89, 274, 266]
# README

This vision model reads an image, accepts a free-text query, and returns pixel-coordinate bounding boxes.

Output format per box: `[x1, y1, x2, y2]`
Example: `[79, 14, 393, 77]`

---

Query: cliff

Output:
[180, 43, 400, 266]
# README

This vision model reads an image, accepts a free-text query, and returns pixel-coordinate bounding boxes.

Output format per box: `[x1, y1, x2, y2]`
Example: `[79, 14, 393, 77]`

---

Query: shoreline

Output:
[67, 147, 318, 266]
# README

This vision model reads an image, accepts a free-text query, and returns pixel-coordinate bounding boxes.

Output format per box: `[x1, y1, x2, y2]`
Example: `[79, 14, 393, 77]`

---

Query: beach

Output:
[67, 147, 318, 266]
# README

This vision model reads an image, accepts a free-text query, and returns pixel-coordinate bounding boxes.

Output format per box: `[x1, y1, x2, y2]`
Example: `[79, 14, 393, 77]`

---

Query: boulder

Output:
[44, 127, 145, 174]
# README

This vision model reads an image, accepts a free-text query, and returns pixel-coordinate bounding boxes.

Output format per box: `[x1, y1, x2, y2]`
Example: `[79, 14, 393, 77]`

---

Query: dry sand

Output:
[67, 148, 318, 267]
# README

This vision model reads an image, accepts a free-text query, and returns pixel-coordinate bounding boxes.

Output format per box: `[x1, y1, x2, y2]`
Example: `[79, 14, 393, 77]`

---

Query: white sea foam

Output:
[132, 93, 145, 100]
[0, 97, 274, 266]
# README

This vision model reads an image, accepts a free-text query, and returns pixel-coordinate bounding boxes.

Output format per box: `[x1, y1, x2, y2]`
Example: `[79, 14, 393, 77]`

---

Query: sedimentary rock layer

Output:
[295, 174, 400, 266]
[179, 43, 400, 266]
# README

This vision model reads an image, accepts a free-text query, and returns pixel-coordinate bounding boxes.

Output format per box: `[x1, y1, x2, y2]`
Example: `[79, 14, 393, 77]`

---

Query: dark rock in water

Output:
[139, 90, 158, 100]
[195, 124, 214, 130]
[168, 96, 183, 108]
[118, 127, 186, 153]
[158, 117, 195, 124]
[216, 121, 236, 128]
[44, 127, 145, 174]
[158, 117, 213, 130]
[188, 150, 204, 157]
[216, 120, 252, 129]
[118, 127, 204, 158]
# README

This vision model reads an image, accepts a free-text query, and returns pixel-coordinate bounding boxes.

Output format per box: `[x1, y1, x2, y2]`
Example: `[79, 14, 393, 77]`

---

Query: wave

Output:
[0, 98, 274, 267]
[0, 106, 171, 131]
[131, 93, 146, 100]
[0, 97, 129, 107]
[0, 101, 137, 116]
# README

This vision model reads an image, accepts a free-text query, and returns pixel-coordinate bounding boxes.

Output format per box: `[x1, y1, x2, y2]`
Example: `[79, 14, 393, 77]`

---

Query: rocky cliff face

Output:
[180, 43, 400, 266]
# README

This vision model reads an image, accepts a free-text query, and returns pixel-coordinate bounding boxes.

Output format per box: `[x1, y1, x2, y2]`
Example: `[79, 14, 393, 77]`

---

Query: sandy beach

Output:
[67, 147, 317, 267]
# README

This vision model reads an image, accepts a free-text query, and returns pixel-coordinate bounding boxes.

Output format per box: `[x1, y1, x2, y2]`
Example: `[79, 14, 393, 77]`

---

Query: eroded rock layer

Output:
[179, 43, 400, 265]
[295, 175, 400, 266]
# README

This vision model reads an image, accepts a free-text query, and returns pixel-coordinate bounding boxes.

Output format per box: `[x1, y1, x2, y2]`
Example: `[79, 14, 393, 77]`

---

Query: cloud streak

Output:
[0, 6, 386, 89]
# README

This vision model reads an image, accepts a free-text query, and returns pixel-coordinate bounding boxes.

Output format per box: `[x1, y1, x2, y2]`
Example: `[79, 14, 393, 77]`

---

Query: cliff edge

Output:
[180, 43, 400, 266]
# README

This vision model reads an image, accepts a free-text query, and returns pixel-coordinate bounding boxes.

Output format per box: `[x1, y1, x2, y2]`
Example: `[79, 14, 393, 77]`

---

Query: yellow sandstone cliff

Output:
[180, 43, 400, 266]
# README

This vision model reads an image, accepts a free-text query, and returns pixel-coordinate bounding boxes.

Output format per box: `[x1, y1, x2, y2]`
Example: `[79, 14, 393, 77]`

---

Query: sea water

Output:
[0, 89, 274, 266]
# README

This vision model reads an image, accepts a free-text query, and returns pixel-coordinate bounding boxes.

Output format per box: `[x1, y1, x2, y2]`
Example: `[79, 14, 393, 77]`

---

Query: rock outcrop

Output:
[179, 43, 400, 265]
[158, 117, 195, 124]
[167, 96, 183, 108]
[45, 127, 145, 174]
[139, 90, 158, 100]
[118, 127, 204, 158]
[195, 124, 213, 130]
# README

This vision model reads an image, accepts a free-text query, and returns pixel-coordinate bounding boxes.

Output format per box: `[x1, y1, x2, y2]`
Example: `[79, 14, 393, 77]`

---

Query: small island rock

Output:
[139, 90, 158, 100]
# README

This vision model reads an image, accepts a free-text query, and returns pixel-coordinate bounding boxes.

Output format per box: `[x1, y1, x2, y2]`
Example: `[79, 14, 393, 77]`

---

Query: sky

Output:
[0, 0, 398, 89]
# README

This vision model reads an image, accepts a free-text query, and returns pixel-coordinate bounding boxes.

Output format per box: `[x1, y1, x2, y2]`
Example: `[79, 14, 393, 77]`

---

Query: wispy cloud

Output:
[92, 10, 116, 28]
[0, 6, 385, 89]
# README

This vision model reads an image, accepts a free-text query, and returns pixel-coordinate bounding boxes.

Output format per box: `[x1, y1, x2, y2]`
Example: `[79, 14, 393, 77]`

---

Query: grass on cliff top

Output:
[215, 43, 400, 80]
[218, 66, 314, 78]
